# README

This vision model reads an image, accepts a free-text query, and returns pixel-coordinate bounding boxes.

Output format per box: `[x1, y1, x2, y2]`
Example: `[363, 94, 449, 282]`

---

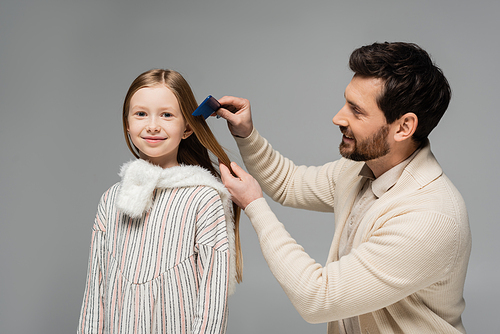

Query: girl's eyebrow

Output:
[130, 104, 147, 110]
[130, 105, 175, 111]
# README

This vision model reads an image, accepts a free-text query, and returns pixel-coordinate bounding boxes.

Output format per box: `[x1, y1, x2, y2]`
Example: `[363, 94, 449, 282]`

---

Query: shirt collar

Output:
[358, 147, 421, 198]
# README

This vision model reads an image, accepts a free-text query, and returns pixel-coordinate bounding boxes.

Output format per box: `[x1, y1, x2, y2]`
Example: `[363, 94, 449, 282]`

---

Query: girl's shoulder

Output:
[95, 182, 121, 209]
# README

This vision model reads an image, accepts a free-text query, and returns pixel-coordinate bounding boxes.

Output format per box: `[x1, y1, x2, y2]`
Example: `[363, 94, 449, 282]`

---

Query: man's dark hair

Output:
[349, 42, 451, 144]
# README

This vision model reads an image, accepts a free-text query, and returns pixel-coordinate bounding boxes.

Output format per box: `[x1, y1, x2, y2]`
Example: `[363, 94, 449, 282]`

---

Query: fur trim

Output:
[116, 159, 237, 295]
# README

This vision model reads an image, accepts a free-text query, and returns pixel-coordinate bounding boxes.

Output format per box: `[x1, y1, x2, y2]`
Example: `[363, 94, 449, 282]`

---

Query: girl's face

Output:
[127, 85, 192, 168]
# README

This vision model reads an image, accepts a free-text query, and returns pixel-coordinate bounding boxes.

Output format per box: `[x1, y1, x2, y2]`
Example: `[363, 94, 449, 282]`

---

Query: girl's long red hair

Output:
[122, 69, 242, 283]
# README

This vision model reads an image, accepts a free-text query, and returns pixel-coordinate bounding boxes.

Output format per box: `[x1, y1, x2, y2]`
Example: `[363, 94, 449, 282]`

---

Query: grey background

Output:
[1, 0, 498, 333]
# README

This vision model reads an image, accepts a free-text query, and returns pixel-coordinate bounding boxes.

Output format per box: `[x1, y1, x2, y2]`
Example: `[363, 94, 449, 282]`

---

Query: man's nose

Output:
[332, 105, 348, 127]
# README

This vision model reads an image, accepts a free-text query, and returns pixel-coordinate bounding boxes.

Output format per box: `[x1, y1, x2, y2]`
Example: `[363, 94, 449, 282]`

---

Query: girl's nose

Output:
[146, 121, 160, 133]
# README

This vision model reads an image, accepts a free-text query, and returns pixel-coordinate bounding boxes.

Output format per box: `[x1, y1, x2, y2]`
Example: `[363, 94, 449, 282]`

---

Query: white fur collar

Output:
[116, 159, 237, 295]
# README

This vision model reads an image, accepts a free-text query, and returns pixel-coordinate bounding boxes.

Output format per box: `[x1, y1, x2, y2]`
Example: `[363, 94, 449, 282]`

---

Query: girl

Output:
[78, 69, 242, 334]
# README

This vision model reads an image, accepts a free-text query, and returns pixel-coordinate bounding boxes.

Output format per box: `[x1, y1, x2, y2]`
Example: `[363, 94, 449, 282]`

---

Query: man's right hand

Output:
[215, 96, 253, 138]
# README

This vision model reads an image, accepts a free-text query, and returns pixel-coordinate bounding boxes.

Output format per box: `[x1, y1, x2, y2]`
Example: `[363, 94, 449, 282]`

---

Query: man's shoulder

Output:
[397, 144, 467, 222]
[402, 142, 443, 188]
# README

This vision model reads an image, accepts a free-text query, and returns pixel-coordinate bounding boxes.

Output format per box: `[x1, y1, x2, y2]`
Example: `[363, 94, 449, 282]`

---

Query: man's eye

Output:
[351, 107, 362, 116]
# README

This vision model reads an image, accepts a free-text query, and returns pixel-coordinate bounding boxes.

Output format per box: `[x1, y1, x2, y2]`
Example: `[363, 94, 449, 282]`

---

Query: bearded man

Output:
[218, 42, 471, 334]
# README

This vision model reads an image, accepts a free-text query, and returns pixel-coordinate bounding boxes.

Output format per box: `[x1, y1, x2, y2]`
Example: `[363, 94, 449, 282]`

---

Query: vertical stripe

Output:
[149, 280, 154, 331]
[154, 188, 178, 278]
[190, 256, 199, 295]
[134, 286, 140, 334]
[174, 266, 186, 334]
[80, 231, 95, 334]
[116, 216, 133, 334]
[199, 248, 215, 333]
[98, 269, 104, 334]
[160, 275, 166, 334]
[134, 211, 150, 283]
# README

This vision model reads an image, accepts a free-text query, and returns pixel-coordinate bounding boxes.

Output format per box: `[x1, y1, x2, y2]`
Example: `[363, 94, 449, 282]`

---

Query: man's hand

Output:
[215, 96, 253, 138]
[220, 161, 263, 209]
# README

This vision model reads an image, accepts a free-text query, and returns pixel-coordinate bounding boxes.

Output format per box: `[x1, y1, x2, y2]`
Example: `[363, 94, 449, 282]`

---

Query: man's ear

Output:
[394, 113, 418, 142]
[182, 124, 194, 139]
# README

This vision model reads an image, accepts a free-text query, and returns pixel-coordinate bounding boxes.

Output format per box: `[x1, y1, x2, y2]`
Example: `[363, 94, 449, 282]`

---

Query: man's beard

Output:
[339, 125, 390, 161]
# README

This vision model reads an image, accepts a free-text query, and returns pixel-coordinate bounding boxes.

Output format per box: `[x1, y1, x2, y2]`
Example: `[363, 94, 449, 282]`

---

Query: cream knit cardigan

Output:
[236, 129, 471, 334]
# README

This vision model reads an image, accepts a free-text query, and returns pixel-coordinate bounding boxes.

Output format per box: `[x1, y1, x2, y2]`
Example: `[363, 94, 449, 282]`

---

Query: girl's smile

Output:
[142, 136, 167, 144]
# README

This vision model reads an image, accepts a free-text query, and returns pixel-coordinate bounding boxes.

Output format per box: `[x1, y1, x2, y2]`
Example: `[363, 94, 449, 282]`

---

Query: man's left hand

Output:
[220, 161, 263, 209]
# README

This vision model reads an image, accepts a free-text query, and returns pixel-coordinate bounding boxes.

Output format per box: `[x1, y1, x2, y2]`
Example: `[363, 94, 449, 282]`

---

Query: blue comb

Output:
[192, 95, 221, 119]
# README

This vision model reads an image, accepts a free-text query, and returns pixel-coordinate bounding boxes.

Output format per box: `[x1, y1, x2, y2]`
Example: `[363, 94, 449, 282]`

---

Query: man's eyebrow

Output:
[344, 92, 364, 112]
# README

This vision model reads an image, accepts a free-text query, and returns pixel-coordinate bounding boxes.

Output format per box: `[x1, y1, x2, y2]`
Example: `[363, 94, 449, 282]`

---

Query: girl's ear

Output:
[182, 124, 193, 139]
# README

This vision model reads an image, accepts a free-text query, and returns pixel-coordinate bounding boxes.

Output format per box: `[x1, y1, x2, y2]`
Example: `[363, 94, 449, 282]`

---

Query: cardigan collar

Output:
[359, 146, 421, 199]
[402, 140, 442, 189]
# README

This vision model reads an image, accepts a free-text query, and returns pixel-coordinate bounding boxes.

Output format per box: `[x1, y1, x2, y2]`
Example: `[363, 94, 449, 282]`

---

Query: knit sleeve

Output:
[191, 188, 229, 334]
[235, 129, 337, 213]
[244, 198, 461, 323]
[78, 191, 108, 334]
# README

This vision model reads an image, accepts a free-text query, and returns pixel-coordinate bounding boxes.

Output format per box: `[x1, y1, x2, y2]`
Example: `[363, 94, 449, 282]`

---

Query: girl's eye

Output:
[162, 112, 172, 118]
[136, 111, 146, 117]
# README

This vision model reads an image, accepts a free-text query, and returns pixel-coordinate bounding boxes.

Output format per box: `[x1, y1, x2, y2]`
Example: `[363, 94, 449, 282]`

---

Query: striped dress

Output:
[78, 160, 236, 334]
